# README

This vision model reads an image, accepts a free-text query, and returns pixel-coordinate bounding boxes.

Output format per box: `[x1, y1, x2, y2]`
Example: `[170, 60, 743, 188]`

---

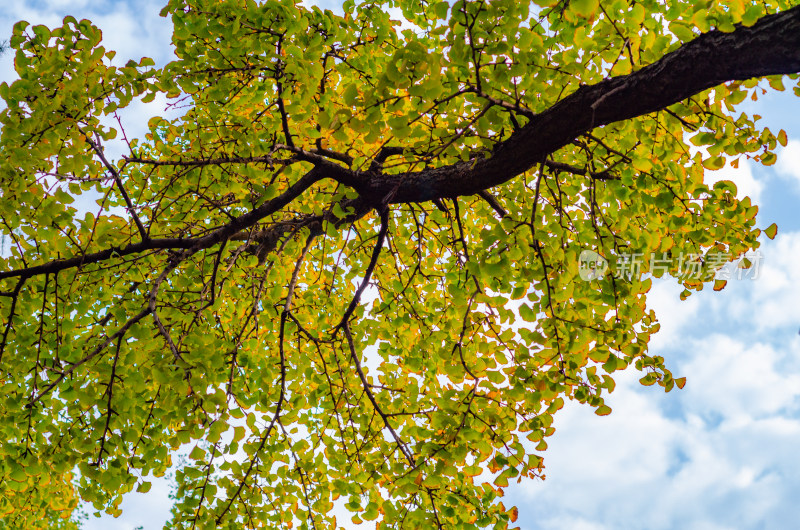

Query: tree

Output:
[0, 0, 798, 527]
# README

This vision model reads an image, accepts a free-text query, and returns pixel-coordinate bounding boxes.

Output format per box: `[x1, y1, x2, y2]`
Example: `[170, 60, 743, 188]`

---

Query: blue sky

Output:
[2, 2, 800, 529]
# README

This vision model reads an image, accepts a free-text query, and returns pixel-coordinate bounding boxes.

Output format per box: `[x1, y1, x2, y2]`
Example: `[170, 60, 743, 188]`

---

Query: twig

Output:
[343, 322, 414, 465]
[476, 190, 508, 218]
[0, 277, 25, 364]
[335, 208, 390, 331]
[86, 134, 149, 242]
[467, 86, 536, 119]
[544, 159, 616, 180]
[149, 266, 191, 368]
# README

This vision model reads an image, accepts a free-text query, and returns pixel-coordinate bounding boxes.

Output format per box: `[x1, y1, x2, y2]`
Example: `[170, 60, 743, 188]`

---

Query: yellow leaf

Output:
[777, 129, 788, 147]
[768, 76, 785, 92]
[569, 0, 599, 19]
[233, 425, 245, 443]
[632, 157, 653, 172]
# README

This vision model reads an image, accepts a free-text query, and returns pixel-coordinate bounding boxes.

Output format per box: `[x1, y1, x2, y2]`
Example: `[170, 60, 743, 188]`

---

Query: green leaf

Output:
[764, 223, 778, 240]
[702, 156, 725, 170]
[595, 405, 612, 416]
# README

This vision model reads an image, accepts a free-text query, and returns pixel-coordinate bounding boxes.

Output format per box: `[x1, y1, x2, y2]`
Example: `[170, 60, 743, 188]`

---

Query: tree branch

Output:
[0, 167, 324, 280]
[476, 190, 508, 218]
[217, 230, 316, 524]
[335, 208, 390, 331]
[544, 160, 615, 181]
[28, 307, 152, 407]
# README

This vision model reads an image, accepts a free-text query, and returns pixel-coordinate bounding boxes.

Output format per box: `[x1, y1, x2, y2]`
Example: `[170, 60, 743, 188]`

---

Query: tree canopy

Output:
[0, 0, 799, 527]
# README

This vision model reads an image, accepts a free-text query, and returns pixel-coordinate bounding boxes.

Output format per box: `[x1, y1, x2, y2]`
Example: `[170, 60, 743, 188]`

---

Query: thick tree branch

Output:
[346, 6, 800, 204]
[2, 8, 799, 283]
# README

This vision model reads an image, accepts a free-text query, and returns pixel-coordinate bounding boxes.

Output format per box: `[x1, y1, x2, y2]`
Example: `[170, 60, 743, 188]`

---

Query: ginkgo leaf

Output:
[595, 405, 613, 416]
[765, 223, 778, 240]
[569, 0, 599, 18]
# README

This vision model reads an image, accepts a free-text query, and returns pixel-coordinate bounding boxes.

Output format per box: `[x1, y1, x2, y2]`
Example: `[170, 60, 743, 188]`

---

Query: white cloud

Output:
[646, 280, 702, 350]
[775, 140, 800, 187]
[744, 231, 800, 330]
[680, 335, 800, 420]
[513, 355, 800, 529]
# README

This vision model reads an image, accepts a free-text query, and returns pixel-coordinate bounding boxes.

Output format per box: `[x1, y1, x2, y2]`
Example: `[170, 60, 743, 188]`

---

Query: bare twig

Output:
[86, 135, 149, 242]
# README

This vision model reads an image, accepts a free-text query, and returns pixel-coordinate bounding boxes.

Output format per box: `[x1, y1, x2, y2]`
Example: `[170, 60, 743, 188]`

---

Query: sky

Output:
[1, 2, 800, 529]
